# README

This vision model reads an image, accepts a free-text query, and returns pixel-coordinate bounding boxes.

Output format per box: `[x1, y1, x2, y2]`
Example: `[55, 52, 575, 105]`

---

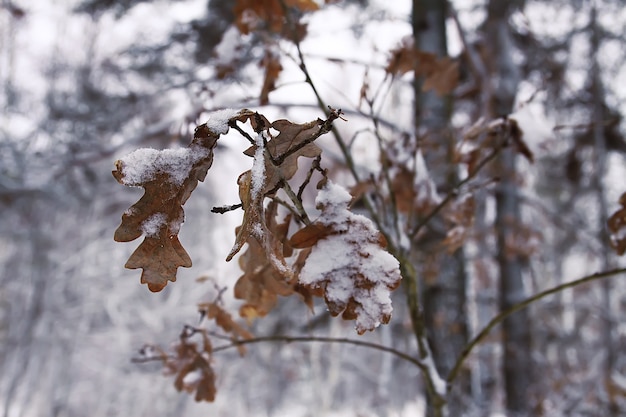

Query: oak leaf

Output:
[198, 302, 253, 357]
[227, 117, 324, 269]
[290, 181, 402, 334]
[114, 109, 248, 291]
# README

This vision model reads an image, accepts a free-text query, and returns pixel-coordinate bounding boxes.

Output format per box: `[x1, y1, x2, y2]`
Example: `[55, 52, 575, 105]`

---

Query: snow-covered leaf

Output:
[291, 181, 402, 334]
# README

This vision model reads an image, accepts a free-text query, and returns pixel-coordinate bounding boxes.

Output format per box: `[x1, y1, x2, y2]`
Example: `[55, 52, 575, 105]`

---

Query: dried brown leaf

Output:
[233, 202, 296, 320]
[113, 120, 224, 291]
[167, 335, 217, 402]
[260, 50, 282, 105]
[234, 0, 319, 34]
[205, 303, 254, 341]
[290, 223, 333, 248]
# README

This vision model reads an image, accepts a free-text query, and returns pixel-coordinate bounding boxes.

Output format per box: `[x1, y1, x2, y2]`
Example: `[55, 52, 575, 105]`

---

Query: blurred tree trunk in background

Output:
[411, 1, 470, 415]
[589, 5, 618, 416]
[484, 0, 533, 414]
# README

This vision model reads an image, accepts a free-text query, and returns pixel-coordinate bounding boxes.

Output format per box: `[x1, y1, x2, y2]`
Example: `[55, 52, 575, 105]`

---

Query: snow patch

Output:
[250, 132, 266, 199]
[414, 149, 442, 206]
[205, 108, 239, 135]
[118, 145, 210, 186]
[141, 213, 167, 237]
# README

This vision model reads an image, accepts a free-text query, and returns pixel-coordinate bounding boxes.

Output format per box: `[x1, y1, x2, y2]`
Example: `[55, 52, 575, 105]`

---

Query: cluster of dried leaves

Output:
[116, 107, 405, 401]
[114, 106, 402, 329]
[135, 302, 252, 402]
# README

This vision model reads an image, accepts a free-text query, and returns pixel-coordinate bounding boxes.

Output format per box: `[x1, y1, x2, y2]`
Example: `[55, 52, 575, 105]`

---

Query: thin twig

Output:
[409, 143, 502, 239]
[212, 335, 427, 372]
[297, 154, 323, 201]
[229, 121, 256, 145]
[211, 203, 243, 214]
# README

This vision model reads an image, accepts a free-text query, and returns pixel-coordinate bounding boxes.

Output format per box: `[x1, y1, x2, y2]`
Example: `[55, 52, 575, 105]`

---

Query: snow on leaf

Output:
[204, 108, 239, 134]
[290, 181, 402, 334]
[113, 109, 244, 292]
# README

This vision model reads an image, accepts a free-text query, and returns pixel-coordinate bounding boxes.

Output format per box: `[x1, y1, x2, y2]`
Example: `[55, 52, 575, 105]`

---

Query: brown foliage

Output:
[114, 110, 265, 291]
[112, 123, 222, 291]
[260, 50, 283, 105]
[243, 118, 323, 194]
[234, 0, 319, 34]
[233, 202, 297, 320]
[165, 329, 216, 402]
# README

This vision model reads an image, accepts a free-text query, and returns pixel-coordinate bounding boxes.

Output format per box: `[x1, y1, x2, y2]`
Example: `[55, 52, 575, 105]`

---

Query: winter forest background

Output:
[2, 0, 626, 416]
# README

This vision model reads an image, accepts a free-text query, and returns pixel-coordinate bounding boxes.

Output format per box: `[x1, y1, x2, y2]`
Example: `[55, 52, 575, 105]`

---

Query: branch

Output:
[446, 267, 626, 385]
[409, 142, 501, 238]
[211, 334, 427, 371]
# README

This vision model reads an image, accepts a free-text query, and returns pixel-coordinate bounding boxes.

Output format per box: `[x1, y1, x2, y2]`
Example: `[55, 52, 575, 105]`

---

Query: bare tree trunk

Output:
[589, 6, 617, 415]
[484, 0, 532, 414]
[412, 1, 469, 415]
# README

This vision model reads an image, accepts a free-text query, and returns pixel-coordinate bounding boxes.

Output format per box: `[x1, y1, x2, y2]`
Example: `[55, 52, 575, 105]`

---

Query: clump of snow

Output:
[250, 132, 266, 199]
[205, 108, 239, 135]
[118, 145, 210, 186]
[509, 104, 554, 153]
[141, 213, 167, 237]
[414, 150, 442, 206]
[298, 181, 402, 333]
[181, 369, 203, 386]
[419, 336, 448, 397]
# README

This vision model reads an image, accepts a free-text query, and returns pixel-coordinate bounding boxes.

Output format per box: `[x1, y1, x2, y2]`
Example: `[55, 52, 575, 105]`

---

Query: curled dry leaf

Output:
[228, 116, 326, 272]
[166, 331, 216, 402]
[290, 181, 402, 334]
[233, 202, 296, 321]
[260, 49, 282, 105]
